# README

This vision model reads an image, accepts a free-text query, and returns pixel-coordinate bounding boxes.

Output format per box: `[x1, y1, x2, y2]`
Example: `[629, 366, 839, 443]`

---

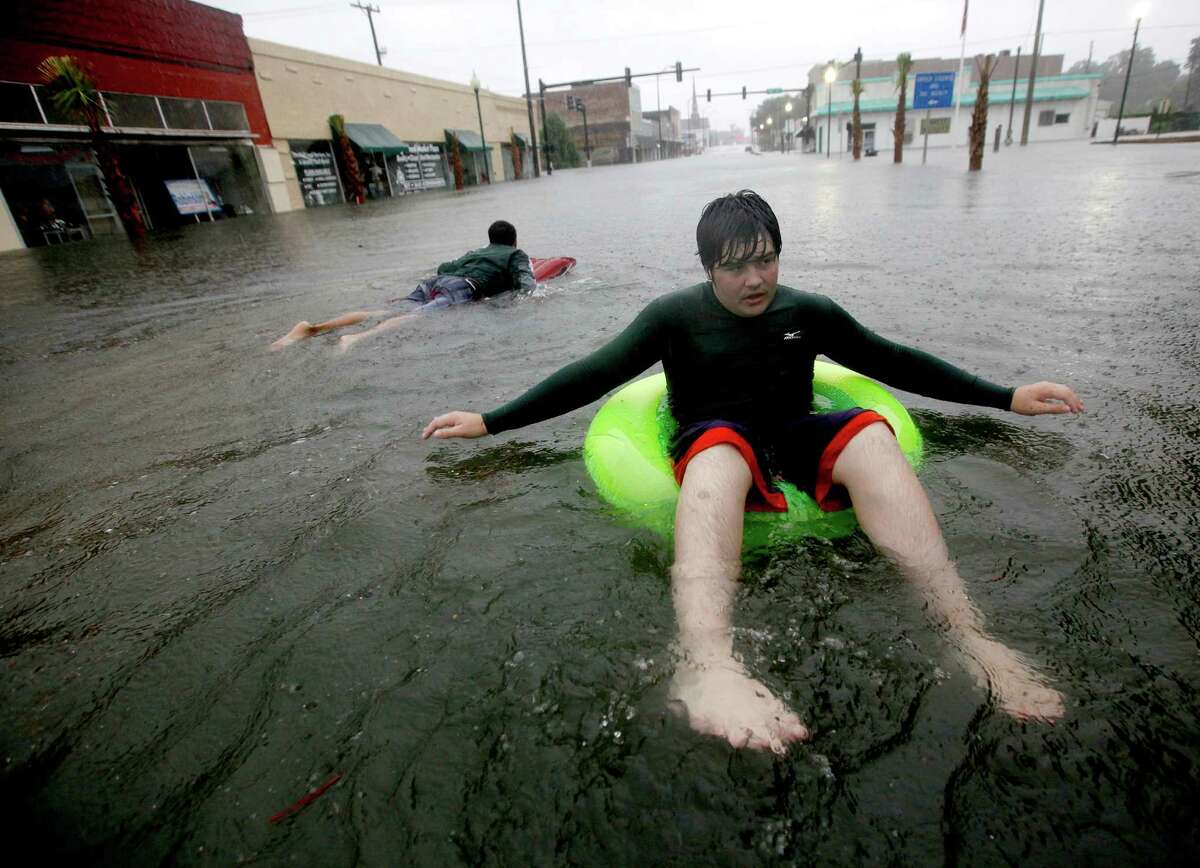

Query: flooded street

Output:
[2, 143, 1199, 865]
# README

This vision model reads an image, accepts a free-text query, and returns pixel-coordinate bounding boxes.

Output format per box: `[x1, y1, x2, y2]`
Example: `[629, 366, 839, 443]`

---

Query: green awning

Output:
[446, 128, 488, 152]
[344, 123, 410, 155]
[512, 132, 530, 147]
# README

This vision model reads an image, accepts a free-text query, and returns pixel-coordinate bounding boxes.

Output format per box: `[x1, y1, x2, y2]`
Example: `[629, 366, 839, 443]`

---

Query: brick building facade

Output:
[0, 0, 289, 251]
[537, 82, 666, 165]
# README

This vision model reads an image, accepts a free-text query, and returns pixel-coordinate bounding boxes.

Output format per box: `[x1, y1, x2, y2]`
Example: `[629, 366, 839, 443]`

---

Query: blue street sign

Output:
[913, 71, 956, 110]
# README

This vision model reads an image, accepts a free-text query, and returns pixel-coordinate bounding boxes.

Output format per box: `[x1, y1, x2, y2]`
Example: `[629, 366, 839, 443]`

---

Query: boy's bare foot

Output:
[967, 637, 1065, 722]
[336, 333, 364, 354]
[669, 658, 809, 753]
[270, 321, 314, 350]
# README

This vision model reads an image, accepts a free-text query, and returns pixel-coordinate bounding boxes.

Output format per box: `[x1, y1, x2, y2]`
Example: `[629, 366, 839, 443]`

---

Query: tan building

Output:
[249, 39, 536, 211]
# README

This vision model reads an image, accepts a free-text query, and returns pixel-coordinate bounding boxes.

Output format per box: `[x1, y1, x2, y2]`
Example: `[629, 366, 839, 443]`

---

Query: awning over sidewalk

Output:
[445, 129, 488, 152]
[512, 132, 530, 148]
[345, 123, 410, 155]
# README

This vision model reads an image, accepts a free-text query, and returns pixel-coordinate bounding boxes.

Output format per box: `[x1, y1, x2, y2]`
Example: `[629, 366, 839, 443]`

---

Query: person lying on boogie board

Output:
[271, 220, 570, 353]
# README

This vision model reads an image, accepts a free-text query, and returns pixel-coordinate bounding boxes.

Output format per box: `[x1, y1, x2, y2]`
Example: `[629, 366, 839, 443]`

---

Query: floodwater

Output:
[2, 142, 1198, 865]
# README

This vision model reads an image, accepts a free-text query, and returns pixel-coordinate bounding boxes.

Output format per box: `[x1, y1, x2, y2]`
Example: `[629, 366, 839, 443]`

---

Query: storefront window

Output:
[189, 144, 266, 217]
[32, 85, 84, 125]
[160, 97, 209, 130]
[205, 101, 250, 132]
[0, 82, 43, 125]
[104, 93, 164, 129]
[394, 143, 448, 193]
[289, 139, 343, 207]
[0, 145, 94, 247]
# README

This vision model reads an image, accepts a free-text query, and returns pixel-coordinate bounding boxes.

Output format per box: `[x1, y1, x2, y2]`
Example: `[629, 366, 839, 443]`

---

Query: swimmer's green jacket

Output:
[436, 243, 536, 298]
[482, 283, 1014, 435]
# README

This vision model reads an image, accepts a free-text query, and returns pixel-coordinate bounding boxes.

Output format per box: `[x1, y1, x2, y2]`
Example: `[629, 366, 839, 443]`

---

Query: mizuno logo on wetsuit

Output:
[783, 331, 803, 341]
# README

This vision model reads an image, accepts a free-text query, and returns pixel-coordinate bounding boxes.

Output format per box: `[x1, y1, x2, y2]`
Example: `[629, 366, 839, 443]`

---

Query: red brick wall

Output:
[1, 0, 272, 143]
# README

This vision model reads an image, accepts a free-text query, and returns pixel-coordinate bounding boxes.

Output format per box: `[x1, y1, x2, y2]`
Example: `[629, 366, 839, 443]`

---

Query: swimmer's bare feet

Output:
[270, 321, 314, 350]
[967, 637, 1065, 723]
[669, 658, 809, 753]
[336, 332, 364, 354]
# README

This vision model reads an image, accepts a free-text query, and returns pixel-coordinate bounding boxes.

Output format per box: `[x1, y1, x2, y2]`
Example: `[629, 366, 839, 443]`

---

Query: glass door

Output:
[67, 163, 124, 237]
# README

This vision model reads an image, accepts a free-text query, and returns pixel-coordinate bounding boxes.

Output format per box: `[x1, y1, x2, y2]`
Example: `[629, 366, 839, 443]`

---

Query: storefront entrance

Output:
[0, 144, 123, 247]
[117, 142, 266, 229]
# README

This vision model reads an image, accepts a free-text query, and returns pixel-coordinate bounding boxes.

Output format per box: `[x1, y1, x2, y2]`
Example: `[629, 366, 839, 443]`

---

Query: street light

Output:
[1113, 5, 1150, 145]
[824, 63, 837, 159]
[470, 70, 489, 183]
[784, 101, 793, 152]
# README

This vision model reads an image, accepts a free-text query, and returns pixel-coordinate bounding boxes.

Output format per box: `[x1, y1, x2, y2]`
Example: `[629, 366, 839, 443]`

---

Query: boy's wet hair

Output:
[488, 220, 517, 246]
[695, 190, 782, 271]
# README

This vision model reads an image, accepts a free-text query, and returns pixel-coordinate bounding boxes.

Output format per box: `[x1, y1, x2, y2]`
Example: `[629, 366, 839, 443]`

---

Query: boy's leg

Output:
[669, 444, 810, 752]
[831, 422, 1064, 721]
[270, 311, 384, 349]
[336, 311, 419, 353]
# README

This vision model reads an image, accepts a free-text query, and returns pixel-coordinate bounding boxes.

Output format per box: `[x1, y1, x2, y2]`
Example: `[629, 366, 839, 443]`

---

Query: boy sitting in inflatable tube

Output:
[422, 191, 1084, 754]
[271, 220, 573, 352]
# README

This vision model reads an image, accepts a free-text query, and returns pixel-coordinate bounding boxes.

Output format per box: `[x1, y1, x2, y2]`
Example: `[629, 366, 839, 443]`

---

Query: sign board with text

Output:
[913, 72, 955, 110]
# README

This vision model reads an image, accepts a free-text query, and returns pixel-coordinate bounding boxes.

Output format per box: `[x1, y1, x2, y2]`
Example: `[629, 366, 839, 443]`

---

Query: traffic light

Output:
[742, 86, 747, 100]
[566, 95, 576, 110]
[706, 88, 711, 103]
[675, 61, 682, 83]
[625, 67, 631, 88]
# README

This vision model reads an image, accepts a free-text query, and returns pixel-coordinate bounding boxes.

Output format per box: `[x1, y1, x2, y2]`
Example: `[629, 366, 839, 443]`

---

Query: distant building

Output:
[804, 53, 1101, 154]
[536, 81, 670, 165]
[643, 107, 683, 158]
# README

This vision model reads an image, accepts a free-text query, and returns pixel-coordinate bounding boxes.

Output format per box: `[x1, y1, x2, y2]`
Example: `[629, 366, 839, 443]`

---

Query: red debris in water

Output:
[269, 772, 343, 824]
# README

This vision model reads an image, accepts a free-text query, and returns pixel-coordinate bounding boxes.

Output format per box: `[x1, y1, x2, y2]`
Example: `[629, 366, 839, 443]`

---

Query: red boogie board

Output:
[530, 257, 577, 282]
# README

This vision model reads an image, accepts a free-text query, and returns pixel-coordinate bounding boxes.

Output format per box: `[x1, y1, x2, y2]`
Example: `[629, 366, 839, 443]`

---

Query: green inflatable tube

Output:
[583, 360, 924, 548]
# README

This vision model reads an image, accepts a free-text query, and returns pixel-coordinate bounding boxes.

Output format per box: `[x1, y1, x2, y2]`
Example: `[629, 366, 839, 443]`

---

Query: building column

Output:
[255, 144, 295, 213]
[0, 189, 25, 253]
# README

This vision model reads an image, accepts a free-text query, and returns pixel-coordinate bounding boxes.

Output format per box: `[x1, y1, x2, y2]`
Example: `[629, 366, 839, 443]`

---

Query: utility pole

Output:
[1113, 15, 1144, 145]
[655, 72, 663, 159]
[1085, 40, 1094, 73]
[1005, 46, 1021, 144]
[538, 78, 551, 175]
[350, 2, 385, 66]
[852, 46, 863, 160]
[577, 100, 592, 166]
[515, 0, 540, 177]
[1020, 0, 1046, 146]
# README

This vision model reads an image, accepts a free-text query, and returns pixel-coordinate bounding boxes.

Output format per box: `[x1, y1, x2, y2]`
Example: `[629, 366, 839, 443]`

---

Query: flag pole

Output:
[953, 1, 968, 147]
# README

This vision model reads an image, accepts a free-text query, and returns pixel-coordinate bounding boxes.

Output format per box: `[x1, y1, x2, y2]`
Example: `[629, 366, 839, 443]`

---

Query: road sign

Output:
[766, 88, 784, 94]
[913, 72, 955, 110]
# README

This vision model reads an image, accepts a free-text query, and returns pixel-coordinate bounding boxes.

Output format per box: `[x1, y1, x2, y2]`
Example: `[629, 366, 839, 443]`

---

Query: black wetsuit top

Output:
[482, 283, 1013, 437]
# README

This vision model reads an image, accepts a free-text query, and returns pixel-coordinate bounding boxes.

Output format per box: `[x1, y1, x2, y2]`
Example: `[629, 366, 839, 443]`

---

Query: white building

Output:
[805, 54, 1102, 154]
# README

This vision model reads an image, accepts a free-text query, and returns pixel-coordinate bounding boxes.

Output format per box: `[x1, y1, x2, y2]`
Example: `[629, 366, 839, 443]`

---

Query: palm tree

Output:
[893, 52, 914, 163]
[968, 54, 999, 171]
[850, 79, 864, 159]
[38, 56, 145, 238]
[328, 114, 364, 203]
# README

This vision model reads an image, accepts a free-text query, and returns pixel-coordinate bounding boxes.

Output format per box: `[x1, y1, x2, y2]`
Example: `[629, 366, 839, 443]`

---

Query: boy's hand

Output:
[1011, 382, 1084, 416]
[422, 412, 488, 440]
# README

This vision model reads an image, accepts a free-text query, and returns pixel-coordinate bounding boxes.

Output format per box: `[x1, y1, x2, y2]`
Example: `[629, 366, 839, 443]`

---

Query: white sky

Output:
[206, 0, 1198, 130]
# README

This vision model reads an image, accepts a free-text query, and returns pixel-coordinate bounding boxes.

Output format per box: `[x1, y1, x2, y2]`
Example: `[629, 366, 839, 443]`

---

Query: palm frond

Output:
[37, 55, 102, 123]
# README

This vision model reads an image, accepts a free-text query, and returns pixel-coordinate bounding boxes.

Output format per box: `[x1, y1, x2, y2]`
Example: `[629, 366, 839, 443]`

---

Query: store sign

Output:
[164, 179, 219, 215]
[292, 150, 341, 207]
[394, 143, 447, 192]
